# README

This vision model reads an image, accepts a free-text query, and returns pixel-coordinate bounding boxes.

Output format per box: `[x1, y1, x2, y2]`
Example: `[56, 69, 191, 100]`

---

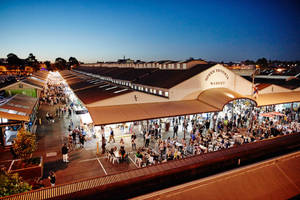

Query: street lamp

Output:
[252, 68, 260, 98]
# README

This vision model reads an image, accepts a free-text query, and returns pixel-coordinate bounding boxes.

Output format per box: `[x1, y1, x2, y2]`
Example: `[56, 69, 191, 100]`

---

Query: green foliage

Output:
[25, 53, 40, 71]
[54, 57, 67, 70]
[0, 169, 32, 197]
[13, 128, 37, 161]
[26, 157, 41, 165]
[256, 57, 268, 68]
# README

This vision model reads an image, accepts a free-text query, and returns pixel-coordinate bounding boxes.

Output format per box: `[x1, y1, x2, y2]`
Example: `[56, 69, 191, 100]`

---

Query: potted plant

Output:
[13, 128, 37, 162]
[9, 128, 43, 181]
[0, 168, 32, 197]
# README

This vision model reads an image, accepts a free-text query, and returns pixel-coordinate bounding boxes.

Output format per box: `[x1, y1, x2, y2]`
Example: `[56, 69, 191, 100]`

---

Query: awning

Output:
[0, 94, 38, 122]
[87, 88, 258, 126]
[87, 100, 218, 126]
[198, 88, 257, 110]
[248, 91, 300, 106]
[0, 111, 29, 121]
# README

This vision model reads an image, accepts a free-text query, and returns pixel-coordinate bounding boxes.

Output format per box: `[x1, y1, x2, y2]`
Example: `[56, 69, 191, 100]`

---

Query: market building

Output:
[0, 70, 48, 147]
[0, 94, 39, 146]
[0, 70, 48, 98]
[58, 62, 300, 135]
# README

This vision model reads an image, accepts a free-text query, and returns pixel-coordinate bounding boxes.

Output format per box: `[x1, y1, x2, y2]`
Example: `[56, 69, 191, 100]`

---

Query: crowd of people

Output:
[101, 102, 300, 168]
[40, 81, 68, 105]
[0, 74, 23, 84]
[40, 73, 300, 176]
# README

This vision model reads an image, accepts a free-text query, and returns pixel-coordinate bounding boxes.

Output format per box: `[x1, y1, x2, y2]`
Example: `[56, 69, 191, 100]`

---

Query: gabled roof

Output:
[31, 70, 49, 81]
[74, 84, 132, 105]
[69, 80, 104, 91]
[243, 76, 300, 90]
[22, 78, 45, 89]
[133, 64, 214, 88]
[0, 94, 38, 122]
[0, 77, 44, 91]
[75, 67, 158, 82]
[75, 64, 214, 89]
[0, 79, 18, 90]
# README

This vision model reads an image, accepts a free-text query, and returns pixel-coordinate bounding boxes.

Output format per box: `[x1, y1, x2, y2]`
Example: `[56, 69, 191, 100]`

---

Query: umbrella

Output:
[268, 111, 286, 116]
[260, 113, 274, 118]
[260, 112, 285, 118]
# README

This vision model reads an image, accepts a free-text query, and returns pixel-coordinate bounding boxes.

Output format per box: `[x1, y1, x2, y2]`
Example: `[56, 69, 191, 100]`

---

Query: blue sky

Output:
[0, 0, 299, 62]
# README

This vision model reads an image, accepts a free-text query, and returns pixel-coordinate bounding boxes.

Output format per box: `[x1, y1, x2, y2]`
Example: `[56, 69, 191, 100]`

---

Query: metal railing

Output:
[1, 133, 300, 200]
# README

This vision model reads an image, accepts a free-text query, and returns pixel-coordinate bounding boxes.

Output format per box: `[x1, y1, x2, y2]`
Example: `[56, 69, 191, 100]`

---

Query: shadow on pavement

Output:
[43, 159, 68, 179]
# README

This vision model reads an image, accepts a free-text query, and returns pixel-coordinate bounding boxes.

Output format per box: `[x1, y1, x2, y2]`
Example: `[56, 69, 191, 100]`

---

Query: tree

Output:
[54, 57, 67, 70]
[69, 57, 79, 66]
[68, 57, 79, 70]
[13, 128, 37, 161]
[7, 53, 23, 69]
[25, 53, 39, 71]
[0, 169, 31, 197]
[256, 57, 268, 68]
[244, 60, 255, 65]
[44, 61, 53, 71]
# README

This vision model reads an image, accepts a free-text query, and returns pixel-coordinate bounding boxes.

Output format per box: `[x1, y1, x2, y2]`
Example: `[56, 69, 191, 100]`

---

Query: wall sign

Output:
[205, 69, 229, 81]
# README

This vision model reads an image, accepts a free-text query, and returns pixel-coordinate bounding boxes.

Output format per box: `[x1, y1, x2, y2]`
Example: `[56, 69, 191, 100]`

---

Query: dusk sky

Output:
[0, 0, 299, 63]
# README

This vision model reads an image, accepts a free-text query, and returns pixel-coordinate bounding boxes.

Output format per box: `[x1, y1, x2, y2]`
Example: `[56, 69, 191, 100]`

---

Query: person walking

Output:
[62, 143, 69, 162]
[101, 136, 106, 154]
[131, 133, 137, 151]
[48, 171, 56, 187]
[108, 127, 115, 143]
[145, 132, 151, 147]
[79, 134, 85, 148]
[173, 124, 178, 138]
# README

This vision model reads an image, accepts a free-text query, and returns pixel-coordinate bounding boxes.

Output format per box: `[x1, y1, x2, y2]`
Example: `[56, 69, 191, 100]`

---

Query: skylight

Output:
[98, 84, 110, 88]
[7, 103, 29, 109]
[0, 108, 26, 116]
[113, 88, 128, 94]
[105, 86, 118, 90]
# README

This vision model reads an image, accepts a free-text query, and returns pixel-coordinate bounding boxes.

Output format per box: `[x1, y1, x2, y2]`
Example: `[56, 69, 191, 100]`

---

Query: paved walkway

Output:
[0, 102, 193, 187]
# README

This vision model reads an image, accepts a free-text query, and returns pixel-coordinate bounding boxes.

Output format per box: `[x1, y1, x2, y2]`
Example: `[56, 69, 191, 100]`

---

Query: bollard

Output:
[96, 141, 99, 155]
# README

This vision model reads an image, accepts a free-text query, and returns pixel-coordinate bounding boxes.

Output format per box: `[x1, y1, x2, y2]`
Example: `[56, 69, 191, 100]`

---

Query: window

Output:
[153, 89, 156, 94]
[165, 92, 169, 97]
[183, 63, 187, 69]
[177, 64, 181, 69]
[150, 89, 153, 93]
[145, 88, 148, 92]
[159, 90, 162, 95]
